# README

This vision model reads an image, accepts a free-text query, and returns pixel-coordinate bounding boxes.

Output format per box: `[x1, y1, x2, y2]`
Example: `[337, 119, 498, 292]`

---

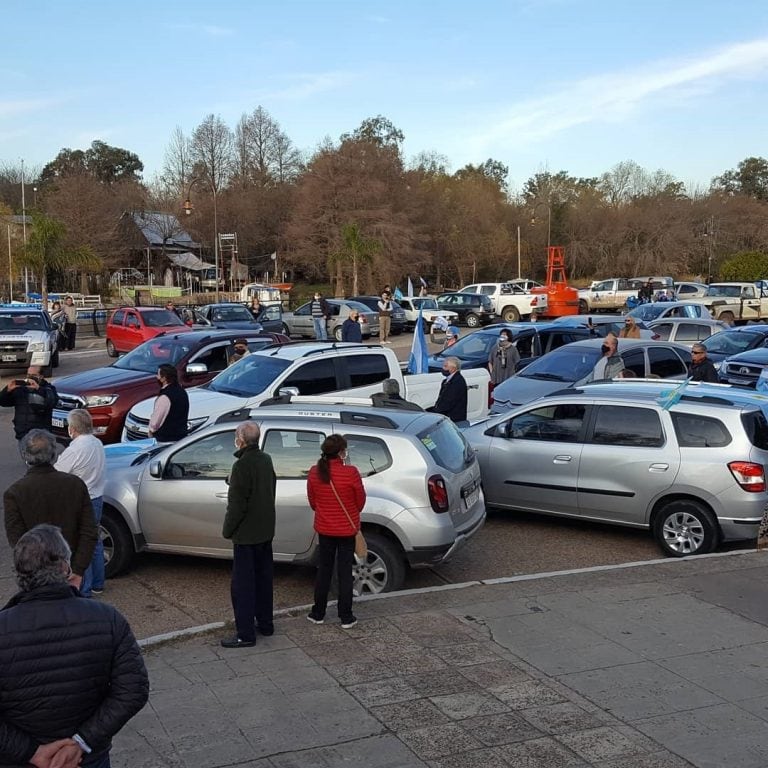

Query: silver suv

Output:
[465, 380, 768, 556]
[100, 403, 485, 594]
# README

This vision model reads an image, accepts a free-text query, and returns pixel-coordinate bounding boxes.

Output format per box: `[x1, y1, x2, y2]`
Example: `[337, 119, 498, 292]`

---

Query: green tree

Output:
[40, 141, 143, 184]
[712, 157, 768, 201]
[341, 115, 404, 150]
[455, 159, 509, 193]
[329, 223, 381, 297]
[719, 251, 768, 281]
[17, 213, 101, 305]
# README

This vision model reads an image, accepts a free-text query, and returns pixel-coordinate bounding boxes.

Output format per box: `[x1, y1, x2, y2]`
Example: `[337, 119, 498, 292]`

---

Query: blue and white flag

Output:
[407, 277, 414, 297]
[656, 378, 690, 410]
[758, 369, 768, 393]
[407, 308, 429, 374]
[393, 286, 403, 301]
[419, 276, 427, 287]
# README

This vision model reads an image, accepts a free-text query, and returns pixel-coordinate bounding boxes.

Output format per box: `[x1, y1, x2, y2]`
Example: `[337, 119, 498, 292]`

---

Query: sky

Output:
[2, 0, 768, 193]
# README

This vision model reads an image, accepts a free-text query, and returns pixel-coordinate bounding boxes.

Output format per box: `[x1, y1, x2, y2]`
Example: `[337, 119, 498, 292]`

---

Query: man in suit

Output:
[427, 356, 468, 424]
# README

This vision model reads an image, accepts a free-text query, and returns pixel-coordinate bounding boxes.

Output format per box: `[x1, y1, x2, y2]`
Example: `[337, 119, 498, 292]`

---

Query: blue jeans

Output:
[81, 496, 104, 597]
[313, 317, 327, 340]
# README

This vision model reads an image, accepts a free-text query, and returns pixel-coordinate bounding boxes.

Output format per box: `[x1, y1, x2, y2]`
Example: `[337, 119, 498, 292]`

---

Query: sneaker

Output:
[220, 636, 256, 648]
[91, 587, 104, 595]
[340, 617, 358, 629]
[306, 614, 324, 625]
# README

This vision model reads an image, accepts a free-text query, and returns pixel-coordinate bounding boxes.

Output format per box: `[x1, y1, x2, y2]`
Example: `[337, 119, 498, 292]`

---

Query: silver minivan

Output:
[466, 380, 768, 556]
[100, 405, 485, 594]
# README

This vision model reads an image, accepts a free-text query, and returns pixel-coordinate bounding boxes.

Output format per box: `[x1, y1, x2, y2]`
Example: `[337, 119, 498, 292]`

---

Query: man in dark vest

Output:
[147, 364, 189, 442]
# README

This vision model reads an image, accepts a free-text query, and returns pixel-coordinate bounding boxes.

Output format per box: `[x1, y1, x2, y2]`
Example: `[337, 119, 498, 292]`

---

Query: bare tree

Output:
[190, 114, 234, 193]
[161, 126, 193, 196]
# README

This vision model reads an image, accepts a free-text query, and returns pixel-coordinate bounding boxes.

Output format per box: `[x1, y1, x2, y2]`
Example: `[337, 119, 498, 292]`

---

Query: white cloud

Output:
[0, 98, 57, 119]
[259, 71, 358, 101]
[167, 22, 235, 38]
[469, 36, 768, 151]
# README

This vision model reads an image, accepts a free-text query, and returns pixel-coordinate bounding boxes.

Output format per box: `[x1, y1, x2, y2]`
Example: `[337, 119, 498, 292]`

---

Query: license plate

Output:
[464, 487, 480, 509]
[52, 417, 65, 429]
[2, 354, 16, 362]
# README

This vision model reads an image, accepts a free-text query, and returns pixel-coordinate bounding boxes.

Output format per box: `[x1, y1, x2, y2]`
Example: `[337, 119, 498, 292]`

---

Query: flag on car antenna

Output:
[656, 378, 690, 410]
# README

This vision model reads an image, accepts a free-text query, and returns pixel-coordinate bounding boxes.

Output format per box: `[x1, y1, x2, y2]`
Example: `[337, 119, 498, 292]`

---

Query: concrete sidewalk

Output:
[113, 551, 768, 768]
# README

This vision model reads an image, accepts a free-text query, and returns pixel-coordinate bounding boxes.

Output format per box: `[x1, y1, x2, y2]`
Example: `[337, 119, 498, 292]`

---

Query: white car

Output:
[397, 297, 458, 330]
[648, 318, 729, 347]
[0, 307, 60, 376]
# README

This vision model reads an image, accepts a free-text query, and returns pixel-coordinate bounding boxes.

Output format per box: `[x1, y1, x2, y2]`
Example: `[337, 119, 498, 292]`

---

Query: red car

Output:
[52, 329, 288, 443]
[106, 307, 191, 356]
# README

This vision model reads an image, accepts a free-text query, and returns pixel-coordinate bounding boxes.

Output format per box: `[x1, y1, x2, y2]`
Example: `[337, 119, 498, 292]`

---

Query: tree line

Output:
[2, 109, 768, 298]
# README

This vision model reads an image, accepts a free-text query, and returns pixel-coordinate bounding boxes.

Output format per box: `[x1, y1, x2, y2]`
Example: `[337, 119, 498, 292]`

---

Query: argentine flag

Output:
[407, 308, 429, 374]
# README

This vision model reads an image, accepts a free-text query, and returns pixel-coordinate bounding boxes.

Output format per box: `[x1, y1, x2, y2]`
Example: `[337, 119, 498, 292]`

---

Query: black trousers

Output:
[312, 534, 355, 621]
[231, 541, 273, 642]
[64, 322, 77, 350]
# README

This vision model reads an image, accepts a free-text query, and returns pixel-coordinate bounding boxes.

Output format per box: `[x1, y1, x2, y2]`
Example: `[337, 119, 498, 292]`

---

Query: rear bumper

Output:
[406, 507, 486, 567]
[719, 516, 762, 542]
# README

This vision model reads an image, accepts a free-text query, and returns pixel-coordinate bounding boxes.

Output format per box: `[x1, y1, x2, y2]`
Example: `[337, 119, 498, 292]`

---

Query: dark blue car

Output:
[702, 326, 768, 378]
[426, 322, 593, 372]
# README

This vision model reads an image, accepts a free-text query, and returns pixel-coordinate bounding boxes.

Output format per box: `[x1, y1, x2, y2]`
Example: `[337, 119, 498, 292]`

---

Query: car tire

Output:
[579, 299, 589, 314]
[51, 348, 60, 368]
[101, 506, 135, 578]
[40, 364, 53, 377]
[106, 339, 118, 358]
[653, 499, 719, 557]
[281, 323, 291, 336]
[502, 306, 520, 322]
[466, 313, 480, 328]
[719, 311, 735, 326]
[334, 325, 344, 341]
[352, 531, 406, 595]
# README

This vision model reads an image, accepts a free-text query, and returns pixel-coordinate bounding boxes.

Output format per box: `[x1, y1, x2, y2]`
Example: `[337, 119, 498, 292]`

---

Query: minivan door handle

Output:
[649, 463, 669, 472]
[553, 455, 572, 463]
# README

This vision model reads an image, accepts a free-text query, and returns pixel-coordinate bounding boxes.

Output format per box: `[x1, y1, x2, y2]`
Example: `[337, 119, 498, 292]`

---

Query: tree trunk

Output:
[352, 253, 359, 296]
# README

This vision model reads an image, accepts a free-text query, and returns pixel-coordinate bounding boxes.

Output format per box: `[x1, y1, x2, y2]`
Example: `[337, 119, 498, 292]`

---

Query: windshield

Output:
[114, 338, 194, 372]
[628, 304, 666, 321]
[209, 305, 254, 322]
[143, 310, 185, 328]
[413, 298, 438, 310]
[0, 313, 46, 331]
[706, 285, 745, 298]
[703, 330, 763, 356]
[433, 332, 497, 360]
[520, 346, 600, 382]
[418, 418, 472, 473]
[206, 355, 291, 397]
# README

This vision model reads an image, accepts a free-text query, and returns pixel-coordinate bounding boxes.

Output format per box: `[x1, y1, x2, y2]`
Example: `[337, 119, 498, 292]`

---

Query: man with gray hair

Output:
[371, 378, 423, 411]
[427, 356, 468, 424]
[220, 421, 277, 648]
[4, 430, 97, 590]
[55, 409, 107, 598]
[0, 524, 148, 767]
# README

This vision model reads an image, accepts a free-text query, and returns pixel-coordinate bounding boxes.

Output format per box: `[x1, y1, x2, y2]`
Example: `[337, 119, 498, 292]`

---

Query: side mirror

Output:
[149, 460, 162, 478]
[186, 363, 208, 375]
[277, 386, 300, 398]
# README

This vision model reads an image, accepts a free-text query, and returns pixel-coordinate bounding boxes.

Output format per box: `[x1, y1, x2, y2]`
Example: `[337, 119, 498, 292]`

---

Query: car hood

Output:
[54, 366, 154, 393]
[130, 386, 247, 420]
[210, 321, 263, 331]
[104, 438, 157, 468]
[723, 347, 768, 365]
[0, 330, 50, 337]
[427, 352, 488, 371]
[490, 376, 572, 412]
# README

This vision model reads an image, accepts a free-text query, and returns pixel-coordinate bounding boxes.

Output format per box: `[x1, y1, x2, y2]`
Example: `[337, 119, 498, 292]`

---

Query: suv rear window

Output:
[741, 410, 768, 450]
[672, 413, 731, 447]
[418, 419, 471, 473]
[591, 405, 664, 447]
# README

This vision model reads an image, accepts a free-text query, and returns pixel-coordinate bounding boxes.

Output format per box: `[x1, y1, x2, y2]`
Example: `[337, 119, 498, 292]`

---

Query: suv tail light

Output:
[531, 296, 538, 306]
[728, 461, 766, 492]
[428, 474, 449, 513]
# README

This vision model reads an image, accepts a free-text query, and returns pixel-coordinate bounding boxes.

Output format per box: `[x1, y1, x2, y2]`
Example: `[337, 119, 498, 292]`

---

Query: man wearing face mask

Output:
[589, 333, 625, 381]
[228, 338, 251, 366]
[427, 356, 468, 424]
[147, 364, 189, 442]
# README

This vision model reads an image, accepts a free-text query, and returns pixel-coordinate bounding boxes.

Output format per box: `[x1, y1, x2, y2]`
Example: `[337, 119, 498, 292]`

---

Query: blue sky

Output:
[3, 0, 768, 192]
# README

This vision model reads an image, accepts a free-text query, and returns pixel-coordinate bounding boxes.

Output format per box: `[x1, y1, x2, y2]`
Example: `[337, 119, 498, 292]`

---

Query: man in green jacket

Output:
[221, 421, 277, 648]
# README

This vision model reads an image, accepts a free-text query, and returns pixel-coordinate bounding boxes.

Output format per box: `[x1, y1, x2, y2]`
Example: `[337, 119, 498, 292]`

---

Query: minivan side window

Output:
[344, 354, 390, 389]
[648, 347, 687, 378]
[591, 405, 664, 447]
[263, 429, 324, 478]
[672, 413, 731, 447]
[621, 348, 646, 377]
[344, 434, 392, 476]
[506, 404, 586, 442]
[111, 309, 126, 326]
[281, 359, 337, 395]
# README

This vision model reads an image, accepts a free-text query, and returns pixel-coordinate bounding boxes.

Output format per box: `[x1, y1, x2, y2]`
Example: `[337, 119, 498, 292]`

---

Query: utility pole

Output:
[20, 158, 29, 299]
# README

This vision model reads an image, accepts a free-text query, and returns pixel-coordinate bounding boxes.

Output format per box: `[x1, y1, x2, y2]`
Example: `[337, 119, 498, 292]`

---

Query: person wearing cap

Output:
[689, 343, 718, 382]
[341, 309, 363, 343]
[619, 315, 641, 339]
[443, 326, 460, 350]
[228, 339, 251, 366]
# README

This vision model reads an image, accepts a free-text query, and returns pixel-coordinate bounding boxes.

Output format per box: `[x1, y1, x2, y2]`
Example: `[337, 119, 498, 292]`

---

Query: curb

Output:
[137, 546, 759, 647]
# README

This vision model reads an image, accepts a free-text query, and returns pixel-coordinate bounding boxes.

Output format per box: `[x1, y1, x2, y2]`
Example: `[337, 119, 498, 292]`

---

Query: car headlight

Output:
[28, 342, 45, 352]
[187, 417, 209, 433]
[84, 394, 119, 407]
[713, 361, 722, 371]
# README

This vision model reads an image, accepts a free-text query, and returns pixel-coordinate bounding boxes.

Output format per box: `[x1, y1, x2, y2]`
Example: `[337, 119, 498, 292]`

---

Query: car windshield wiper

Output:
[211, 386, 243, 396]
[524, 372, 568, 381]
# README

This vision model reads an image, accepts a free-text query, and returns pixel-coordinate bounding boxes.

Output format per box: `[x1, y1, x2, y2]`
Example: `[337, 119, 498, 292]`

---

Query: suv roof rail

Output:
[340, 411, 397, 429]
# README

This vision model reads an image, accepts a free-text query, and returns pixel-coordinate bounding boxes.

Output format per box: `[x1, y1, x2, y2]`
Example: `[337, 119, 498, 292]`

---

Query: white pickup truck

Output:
[123, 343, 491, 439]
[397, 297, 458, 330]
[458, 282, 546, 322]
[578, 276, 674, 313]
[0, 307, 60, 377]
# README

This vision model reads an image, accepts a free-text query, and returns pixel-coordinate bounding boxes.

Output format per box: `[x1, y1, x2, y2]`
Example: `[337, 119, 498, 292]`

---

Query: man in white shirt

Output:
[55, 408, 107, 597]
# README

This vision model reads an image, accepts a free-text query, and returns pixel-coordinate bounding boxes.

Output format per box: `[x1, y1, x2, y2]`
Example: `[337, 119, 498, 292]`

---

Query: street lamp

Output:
[703, 216, 715, 283]
[183, 177, 219, 303]
[530, 201, 551, 250]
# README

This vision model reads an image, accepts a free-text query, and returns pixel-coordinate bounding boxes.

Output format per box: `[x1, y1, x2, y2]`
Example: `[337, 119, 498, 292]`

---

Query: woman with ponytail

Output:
[306, 434, 366, 628]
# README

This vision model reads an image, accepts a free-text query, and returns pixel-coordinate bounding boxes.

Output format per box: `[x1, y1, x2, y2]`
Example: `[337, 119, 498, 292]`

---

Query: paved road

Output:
[0, 332, 684, 640]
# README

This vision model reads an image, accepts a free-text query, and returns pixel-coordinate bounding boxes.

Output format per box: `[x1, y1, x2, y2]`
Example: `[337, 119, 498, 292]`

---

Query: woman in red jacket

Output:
[306, 434, 366, 628]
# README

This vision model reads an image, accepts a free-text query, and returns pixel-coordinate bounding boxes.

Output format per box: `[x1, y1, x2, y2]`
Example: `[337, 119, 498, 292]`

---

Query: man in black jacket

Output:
[147, 364, 189, 442]
[427, 356, 468, 424]
[0, 524, 148, 768]
[689, 343, 719, 382]
[0, 366, 58, 441]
